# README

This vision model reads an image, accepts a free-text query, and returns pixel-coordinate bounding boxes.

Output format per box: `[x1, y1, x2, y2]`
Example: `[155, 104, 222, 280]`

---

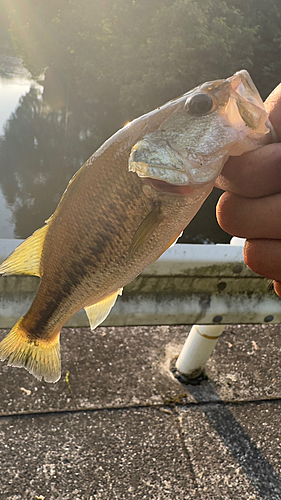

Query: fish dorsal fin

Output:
[0, 225, 48, 277]
[84, 288, 123, 330]
[128, 203, 165, 258]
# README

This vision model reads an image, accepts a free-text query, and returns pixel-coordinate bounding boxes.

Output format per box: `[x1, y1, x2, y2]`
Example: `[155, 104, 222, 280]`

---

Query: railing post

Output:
[175, 324, 225, 379]
[174, 238, 246, 381]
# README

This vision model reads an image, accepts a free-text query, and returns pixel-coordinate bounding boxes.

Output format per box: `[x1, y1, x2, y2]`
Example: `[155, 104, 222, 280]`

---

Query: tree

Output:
[1, 0, 280, 240]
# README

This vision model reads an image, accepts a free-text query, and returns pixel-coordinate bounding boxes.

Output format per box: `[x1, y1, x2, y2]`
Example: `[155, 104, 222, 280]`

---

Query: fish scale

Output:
[0, 70, 274, 382]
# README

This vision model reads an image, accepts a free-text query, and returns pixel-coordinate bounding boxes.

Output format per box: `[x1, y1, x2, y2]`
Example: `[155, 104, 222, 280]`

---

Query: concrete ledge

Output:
[0, 239, 280, 327]
[0, 239, 250, 277]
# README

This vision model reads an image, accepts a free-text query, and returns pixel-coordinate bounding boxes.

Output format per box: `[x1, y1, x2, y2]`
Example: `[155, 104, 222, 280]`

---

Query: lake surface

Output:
[0, 53, 230, 243]
[0, 56, 35, 238]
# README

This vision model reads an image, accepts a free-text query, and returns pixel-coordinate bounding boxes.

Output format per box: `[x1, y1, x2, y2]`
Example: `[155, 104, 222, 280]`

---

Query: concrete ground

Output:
[0, 323, 280, 500]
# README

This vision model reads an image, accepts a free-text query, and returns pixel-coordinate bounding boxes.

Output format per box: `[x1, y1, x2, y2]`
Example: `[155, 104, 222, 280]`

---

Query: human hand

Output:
[215, 84, 281, 297]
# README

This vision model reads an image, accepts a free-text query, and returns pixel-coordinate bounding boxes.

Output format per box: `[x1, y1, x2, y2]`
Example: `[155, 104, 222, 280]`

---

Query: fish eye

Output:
[187, 93, 214, 116]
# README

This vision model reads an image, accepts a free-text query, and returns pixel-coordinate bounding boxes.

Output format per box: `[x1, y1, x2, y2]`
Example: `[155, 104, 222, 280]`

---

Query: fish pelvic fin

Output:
[0, 224, 48, 277]
[84, 288, 123, 330]
[0, 320, 61, 383]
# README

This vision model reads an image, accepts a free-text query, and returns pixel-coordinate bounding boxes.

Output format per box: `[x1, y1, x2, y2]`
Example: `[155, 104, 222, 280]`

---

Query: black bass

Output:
[0, 70, 273, 382]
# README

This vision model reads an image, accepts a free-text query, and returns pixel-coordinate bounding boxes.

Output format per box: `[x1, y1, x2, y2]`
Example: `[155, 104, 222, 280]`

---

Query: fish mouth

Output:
[227, 70, 270, 135]
[129, 139, 225, 188]
[129, 155, 225, 189]
[228, 70, 264, 109]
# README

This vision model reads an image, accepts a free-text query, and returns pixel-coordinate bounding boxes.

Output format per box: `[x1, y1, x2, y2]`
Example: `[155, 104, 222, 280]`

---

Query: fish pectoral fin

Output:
[0, 224, 48, 277]
[84, 288, 123, 330]
[128, 203, 165, 258]
[154, 231, 183, 261]
[0, 319, 61, 383]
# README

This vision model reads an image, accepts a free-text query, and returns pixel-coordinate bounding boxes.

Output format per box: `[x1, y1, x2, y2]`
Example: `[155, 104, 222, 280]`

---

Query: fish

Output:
[0, 70, 274, 383]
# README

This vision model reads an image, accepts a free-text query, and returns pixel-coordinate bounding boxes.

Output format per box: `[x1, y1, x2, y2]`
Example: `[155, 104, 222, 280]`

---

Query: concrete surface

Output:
[0, 324, 280, 499]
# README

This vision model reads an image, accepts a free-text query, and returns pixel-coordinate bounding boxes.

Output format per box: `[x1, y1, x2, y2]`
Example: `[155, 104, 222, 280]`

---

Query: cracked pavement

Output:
[0, 324, 281, 499]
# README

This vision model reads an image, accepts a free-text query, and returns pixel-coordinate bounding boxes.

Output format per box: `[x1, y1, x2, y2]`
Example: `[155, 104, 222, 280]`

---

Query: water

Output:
[0, 54, 230, 243]
[0, 57, 35, 238]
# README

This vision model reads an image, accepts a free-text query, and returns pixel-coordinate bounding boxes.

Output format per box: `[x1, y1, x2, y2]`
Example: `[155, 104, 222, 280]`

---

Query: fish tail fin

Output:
[0, 319, 61, 383]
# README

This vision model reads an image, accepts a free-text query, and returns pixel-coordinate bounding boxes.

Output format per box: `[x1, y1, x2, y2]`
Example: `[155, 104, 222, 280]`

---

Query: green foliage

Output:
[4, 0, 281, 126]
[0, 0, 12, 47]
[233, 0, 281, 97]
[0, 0, 280, 239]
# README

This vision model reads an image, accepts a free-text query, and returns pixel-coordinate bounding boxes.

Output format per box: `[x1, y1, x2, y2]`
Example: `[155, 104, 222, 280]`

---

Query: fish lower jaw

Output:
[130, 156, 225, 188]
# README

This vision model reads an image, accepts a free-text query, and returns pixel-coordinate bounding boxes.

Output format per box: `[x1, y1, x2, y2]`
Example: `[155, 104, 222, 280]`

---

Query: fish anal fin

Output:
[0, 320, 61, 383]
[0, 224, 48, 277]
[128, 203, 165, 258]
[84, 288, 123, 330]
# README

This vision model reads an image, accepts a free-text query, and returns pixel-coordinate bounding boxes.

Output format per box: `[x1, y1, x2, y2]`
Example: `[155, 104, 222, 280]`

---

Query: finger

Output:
[273, 280, 281, 299]
[216, 191, 281, 239]
[215, 143, 281, 196]
[244, 239, 281, 282]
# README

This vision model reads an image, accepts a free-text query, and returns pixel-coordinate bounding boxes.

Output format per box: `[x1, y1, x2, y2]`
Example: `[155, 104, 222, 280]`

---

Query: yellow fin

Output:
[0, 320, 61, 383]
[0, 225, 48, 277]
[154, 231, 183, 261]
[128, 203, 164, 258]
[84, 289, 123, 330]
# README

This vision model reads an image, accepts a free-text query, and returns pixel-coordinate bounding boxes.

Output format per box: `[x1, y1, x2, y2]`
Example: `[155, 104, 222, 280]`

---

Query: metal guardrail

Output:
[0, 238, 280, 329]
[1, 238, 281, 380]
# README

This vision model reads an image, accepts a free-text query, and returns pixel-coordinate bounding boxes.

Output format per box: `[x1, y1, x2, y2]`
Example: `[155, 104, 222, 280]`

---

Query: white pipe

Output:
[174, 238, 246, 380]
[175, 324, 225, 378]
